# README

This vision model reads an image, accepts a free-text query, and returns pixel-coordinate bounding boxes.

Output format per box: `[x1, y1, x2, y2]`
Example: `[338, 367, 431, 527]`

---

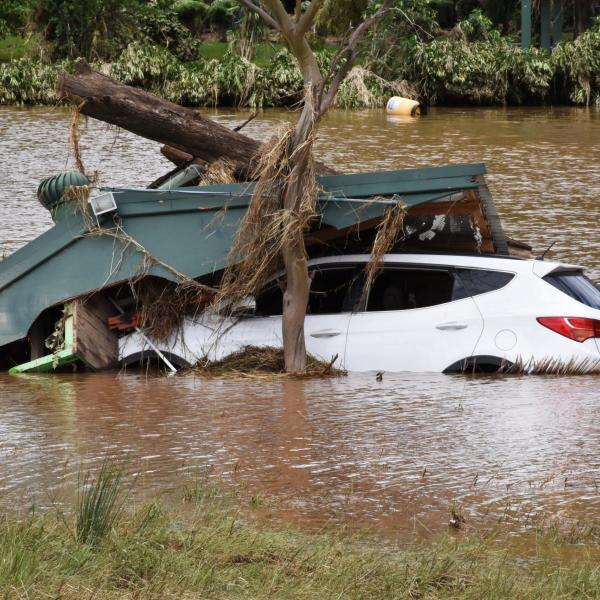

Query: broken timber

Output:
[57, 60, 336, 178]
[9, 297, 118, 374]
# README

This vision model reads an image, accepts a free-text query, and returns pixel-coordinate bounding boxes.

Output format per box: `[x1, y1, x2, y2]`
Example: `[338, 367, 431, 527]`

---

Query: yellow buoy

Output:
[386, 96, 422, 117]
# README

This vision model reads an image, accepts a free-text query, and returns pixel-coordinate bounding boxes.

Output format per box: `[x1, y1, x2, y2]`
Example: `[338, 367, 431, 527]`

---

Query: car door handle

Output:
[436, 322, 468, 331]
[310, 329, 342, 338]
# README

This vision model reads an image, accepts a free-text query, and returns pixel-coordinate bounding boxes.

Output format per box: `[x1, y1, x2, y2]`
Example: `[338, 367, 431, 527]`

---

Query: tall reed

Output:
[75, 459, 126, 546]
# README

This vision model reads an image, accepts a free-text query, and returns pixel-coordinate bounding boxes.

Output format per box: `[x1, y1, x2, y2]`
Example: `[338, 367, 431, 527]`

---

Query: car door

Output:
[345, 265, 484, 372]
[213, 264, 360, 368]
[303, 265, 362, 367]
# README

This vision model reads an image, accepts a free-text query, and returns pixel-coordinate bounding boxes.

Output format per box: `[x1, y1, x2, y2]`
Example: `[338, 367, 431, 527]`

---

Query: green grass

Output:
[75, 460, 127, 546]
[197, 41, 336, 68]
[3, 471, 600, 599]
[0, 35, 36, 62]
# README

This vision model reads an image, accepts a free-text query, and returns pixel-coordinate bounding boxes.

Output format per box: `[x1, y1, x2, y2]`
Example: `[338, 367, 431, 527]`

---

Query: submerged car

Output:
[120, 253, 600, 373]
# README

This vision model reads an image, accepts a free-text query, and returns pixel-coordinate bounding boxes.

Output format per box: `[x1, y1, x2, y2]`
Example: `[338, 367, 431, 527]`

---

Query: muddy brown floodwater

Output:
[0, 106, 599, 540]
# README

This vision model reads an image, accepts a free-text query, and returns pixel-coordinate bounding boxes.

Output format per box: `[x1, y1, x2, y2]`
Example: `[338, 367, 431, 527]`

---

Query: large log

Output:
[58, 60, 336, 178]
[58, 60, 261, 178]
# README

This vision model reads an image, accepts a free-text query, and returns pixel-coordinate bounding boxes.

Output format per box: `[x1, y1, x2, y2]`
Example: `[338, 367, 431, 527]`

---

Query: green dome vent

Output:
[37, 171, 90, 212]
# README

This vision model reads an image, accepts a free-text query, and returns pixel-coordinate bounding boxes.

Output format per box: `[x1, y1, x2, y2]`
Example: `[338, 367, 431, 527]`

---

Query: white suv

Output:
[120, 254, 600, 373]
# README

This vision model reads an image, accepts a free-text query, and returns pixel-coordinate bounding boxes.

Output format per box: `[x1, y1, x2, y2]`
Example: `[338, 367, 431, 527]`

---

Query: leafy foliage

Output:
[30, 0, 142, 61]
[0, 58, 68, 104]
[1, 7, 599, 109]
[552, 18, 600, 106]
[0, 0, 34, 37]
[373, 9, 599, 106]
[138, 0, 202, 61]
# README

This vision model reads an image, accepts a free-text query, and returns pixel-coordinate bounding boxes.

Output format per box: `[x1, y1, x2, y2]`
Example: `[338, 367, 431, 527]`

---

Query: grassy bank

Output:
[3, 466, 600, 599]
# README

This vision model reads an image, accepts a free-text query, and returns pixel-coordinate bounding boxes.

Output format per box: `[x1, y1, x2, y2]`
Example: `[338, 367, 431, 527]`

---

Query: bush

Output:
[552, 18, 600, 106]
[30, 0, 141, 61]
[0, 58, 68, 104]
[139, 0, 202, 62]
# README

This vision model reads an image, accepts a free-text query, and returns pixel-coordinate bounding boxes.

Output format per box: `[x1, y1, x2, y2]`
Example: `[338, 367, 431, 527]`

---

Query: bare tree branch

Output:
[237, 0, 279, 30]
[320, 0, 392, 112]
[264, 0, 294, 32]
[294, 0, 302, 23]
[233, 112, 258, 131]
[297, 0, 326, 36]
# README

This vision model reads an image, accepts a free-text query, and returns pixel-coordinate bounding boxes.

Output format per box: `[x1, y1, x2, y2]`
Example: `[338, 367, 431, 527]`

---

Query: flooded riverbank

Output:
[0, 106, 599, 540]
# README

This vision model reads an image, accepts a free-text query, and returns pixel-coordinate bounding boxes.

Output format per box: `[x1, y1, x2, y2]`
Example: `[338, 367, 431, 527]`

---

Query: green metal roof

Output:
[0, 163, 487, 348]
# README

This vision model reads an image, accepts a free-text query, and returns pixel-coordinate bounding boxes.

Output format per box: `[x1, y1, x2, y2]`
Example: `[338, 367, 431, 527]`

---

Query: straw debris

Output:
[134, 278, 214, 342]
[201, 158, 237, 185]
[193, 345, 346, 378]
[362, 197, 407, 299]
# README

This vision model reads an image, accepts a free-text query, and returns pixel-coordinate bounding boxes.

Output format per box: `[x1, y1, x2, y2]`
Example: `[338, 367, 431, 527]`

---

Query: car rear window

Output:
[455, 268, 514, 297]
[543, 271, 600, 310]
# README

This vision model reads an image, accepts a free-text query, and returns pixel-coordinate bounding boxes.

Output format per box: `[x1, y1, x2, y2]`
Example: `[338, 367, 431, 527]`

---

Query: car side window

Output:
[367, 268, 455, 311]
[543, 271, 600, 310]
[255, 281, 283, 316]
[254, 266, 364, 317]
[308, 266, 363, 315]
[455, 268, 514, 297]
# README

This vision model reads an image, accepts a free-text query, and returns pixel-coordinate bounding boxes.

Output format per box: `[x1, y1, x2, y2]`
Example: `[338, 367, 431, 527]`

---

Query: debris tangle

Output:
[215, 121, 317, 312]
[362, 197, 407, 301]
[192, 346, 346, 379]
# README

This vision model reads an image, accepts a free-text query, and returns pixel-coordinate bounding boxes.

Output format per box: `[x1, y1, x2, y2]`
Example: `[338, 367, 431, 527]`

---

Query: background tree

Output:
[221, 0, 390, 372]
[31, 0, 141, 61]
[0, 0, 34, 37]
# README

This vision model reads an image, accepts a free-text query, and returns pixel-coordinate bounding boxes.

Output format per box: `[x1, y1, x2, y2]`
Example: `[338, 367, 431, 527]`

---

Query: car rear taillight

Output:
[537, 317, 600, 343]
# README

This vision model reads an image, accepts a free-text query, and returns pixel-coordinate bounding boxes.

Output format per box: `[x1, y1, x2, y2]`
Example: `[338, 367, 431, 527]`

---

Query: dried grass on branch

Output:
[192, 345, 346, 379]
[200, 158, 237, 185]
[69, 103, 87, 175]
[363, 198, 407, 296]
[214, 123, 318, 311]
[134, 278, 213, 342]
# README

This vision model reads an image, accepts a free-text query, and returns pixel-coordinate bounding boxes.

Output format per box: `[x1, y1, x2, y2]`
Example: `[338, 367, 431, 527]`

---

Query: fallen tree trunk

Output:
[58, 60, 261, 178]
[58, 60, 336, 178]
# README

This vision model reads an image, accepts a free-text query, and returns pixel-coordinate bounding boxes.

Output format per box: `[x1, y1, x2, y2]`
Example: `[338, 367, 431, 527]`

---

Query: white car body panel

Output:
[119, 254, 600, 373]
[345, 297, 483, 372]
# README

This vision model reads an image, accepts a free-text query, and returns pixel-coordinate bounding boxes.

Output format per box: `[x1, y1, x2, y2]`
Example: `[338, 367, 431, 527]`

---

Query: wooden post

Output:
[521, 0, 532, 48]
[541, 0, 551, 49]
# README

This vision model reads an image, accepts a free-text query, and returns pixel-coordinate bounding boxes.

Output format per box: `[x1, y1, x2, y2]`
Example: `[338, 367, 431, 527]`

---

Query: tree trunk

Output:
[282, 238, 311, 371]
[58, 60, 261, 178]
[573, 0, 592, 37]
[280, 86, 320, 372]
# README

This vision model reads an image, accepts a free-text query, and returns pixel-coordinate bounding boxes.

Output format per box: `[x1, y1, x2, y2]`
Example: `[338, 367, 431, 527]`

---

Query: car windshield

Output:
[543, 271, 600, 310]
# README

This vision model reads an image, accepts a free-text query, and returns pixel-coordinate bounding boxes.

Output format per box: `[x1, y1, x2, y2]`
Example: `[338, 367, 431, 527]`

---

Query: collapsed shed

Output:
[0, 61, 529, 372]
[0, 162, 521, 372]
